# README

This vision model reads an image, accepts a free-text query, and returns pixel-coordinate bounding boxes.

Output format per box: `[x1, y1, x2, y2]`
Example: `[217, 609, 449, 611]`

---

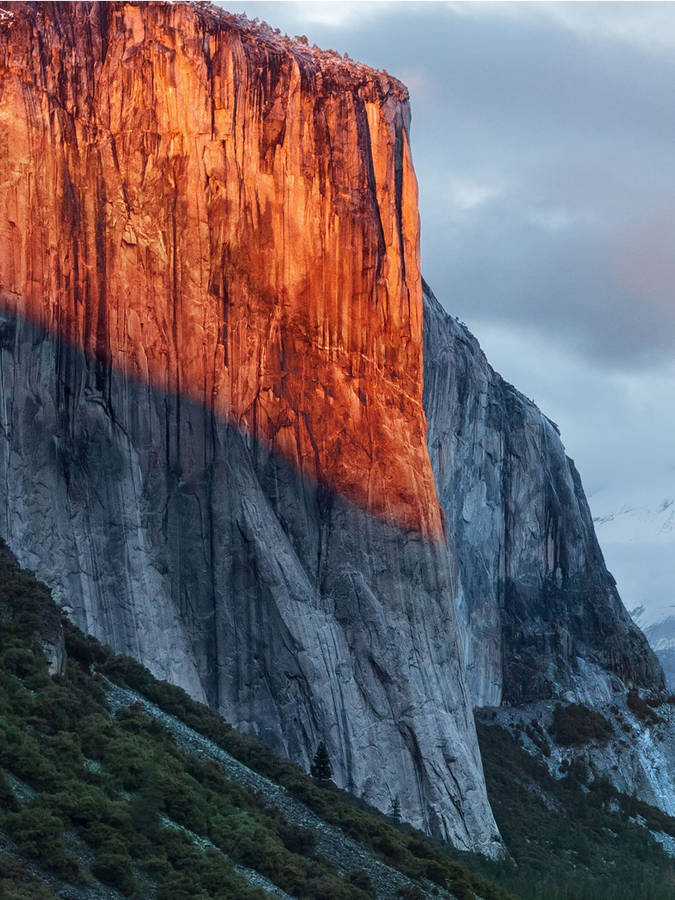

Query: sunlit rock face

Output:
[0, 2, 501, 855]
[423, 283, 664, 708]
[0, 0, 440, 539]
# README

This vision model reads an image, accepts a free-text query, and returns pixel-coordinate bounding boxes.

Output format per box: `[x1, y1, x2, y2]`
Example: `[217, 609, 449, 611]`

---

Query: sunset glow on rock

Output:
[0, 1, 443, 538]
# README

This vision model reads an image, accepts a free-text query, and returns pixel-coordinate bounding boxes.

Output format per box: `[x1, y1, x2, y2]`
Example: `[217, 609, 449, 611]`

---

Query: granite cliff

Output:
[0, 0, 498, 855]
[423, 284, 671, 816]
[0, 0, 439, 538]
[0, 0, 667, 858]
[423, 284, 662, 709]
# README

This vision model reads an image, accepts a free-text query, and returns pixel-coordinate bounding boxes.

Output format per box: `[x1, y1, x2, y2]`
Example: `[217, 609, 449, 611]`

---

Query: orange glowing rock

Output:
[0, 1, 443, 538]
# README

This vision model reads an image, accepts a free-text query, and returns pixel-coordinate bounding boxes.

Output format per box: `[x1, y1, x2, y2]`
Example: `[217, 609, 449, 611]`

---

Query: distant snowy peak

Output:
[631, 605, 675, 655]
[592, 496, 675, 544]
[643, 621, 675, 692]
[591, 488, 675, 689]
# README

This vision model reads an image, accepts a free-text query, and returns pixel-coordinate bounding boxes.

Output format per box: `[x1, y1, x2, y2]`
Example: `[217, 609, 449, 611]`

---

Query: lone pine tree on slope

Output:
[310, 741, 332, 783]
[389, 795, 401, 823]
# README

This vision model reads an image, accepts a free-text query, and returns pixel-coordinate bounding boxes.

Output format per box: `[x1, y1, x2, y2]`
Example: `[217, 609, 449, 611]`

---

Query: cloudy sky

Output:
[224, 1, 675, 626]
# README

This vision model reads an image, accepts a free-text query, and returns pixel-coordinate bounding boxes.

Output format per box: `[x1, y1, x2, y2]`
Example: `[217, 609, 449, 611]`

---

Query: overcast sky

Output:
[223, 1, 675, 625]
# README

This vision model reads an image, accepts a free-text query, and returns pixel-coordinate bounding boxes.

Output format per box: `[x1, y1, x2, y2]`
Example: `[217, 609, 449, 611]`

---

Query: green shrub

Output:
[0, 850, 56, 899]
[63, 618, 113, 669]
[160, 772, 208, 834]
[92, 851, 138, 896]
[5, 805, 79, 880]
[627, 690, 661, 726]
[279, 821, 316, 855]
[0, 646, 45, 681]
[79, 712, 114, 758]
[397, 886, 425, 900]
[348, 868, 376, 896]
[550, 703, 613, 747]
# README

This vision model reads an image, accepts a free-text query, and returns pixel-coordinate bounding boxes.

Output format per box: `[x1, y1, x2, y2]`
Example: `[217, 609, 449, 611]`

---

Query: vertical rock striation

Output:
[0, 0, 440, 538]
[423, 282, 663, 708]
[0, 2, 500, 854]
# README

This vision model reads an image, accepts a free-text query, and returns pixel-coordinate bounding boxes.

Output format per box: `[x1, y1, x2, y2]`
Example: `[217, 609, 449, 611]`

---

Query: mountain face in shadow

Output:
[423, 283, 662, 709]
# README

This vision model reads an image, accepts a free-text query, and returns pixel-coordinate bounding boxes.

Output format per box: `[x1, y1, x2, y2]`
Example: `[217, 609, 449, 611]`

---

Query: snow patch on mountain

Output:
[591, 485, 675, 688]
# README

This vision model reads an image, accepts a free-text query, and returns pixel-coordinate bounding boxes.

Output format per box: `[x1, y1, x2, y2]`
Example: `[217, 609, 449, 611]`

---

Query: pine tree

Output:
[389, 795, 401, 823]
[310, 741, 332, 783]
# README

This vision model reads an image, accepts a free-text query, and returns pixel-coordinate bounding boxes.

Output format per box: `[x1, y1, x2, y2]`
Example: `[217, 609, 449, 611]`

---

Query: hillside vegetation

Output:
[465, 715, 675, 899]
[2, 541, 675, 899]
[0, 542, 508, 900]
